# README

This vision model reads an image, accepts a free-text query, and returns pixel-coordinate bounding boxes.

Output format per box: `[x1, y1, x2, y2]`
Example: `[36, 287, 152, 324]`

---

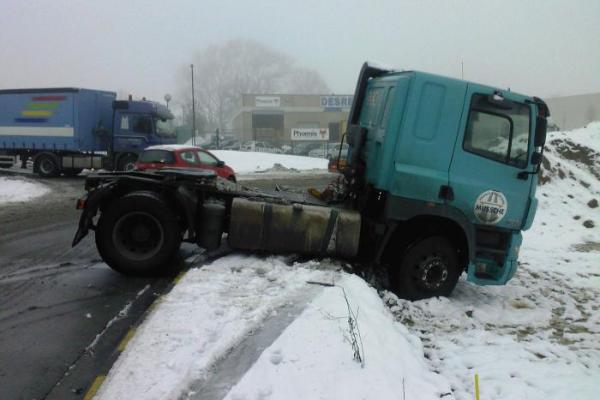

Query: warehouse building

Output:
[544, 92, 600, 130]
[230, 93, 353, 148]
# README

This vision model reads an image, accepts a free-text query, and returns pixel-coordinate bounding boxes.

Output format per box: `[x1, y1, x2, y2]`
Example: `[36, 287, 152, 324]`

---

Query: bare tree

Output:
[179, 39, 330, 133]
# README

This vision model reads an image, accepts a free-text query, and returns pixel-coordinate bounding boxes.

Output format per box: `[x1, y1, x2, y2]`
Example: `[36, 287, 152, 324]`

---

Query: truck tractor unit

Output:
[72, 63, 549, 299]
[0, 88, 176, 176]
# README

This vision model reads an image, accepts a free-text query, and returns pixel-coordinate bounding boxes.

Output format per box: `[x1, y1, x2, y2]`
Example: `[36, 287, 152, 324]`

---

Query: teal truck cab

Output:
[72, 62, 548, 300]
[343, 63, 548, 297]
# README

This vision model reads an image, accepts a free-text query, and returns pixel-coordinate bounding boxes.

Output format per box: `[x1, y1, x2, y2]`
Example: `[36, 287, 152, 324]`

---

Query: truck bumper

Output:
[466, 232, 522, 286]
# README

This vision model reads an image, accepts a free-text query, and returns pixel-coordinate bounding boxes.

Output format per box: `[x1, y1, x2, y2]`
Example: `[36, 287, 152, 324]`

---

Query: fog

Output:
[1, 0, 599, 109]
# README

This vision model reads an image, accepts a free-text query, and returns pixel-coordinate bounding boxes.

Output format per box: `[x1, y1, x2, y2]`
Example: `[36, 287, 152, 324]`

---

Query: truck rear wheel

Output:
[95, 192, 182, 276]
[36, 154, 59, 177]
[390, 236, 461, 300]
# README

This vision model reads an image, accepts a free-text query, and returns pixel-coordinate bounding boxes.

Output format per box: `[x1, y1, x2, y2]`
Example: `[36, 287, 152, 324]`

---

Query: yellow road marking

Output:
[173, 270, 187, 284]
[83, 375, 106, 400]
[117, 328, 136, 352]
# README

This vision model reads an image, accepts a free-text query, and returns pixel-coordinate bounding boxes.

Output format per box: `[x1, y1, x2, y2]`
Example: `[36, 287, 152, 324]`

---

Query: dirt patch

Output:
[573, 242, 600, 252]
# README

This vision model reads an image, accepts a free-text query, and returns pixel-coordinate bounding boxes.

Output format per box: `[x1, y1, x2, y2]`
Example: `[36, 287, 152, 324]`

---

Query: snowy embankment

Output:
[384, 123, 600, 400]
[211, 150, 328, 176]
[94, 257, 451, 400]
[0, 176, 49, 204]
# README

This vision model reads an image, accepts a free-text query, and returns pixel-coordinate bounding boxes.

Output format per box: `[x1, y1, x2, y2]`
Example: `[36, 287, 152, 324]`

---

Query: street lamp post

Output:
[190, 64, 196, 146]
[164, 93, 172, 110]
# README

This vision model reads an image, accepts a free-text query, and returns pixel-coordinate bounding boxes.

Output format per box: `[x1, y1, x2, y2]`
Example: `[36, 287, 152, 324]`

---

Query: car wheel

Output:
[390, 236, 461, 300]
[95, 192, 182, 276]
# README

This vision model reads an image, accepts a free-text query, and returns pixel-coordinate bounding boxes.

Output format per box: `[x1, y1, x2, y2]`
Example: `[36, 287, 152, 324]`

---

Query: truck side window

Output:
[380, 87, 396, 129]
[361, 87, 384, 127]
[464, 111, 511, 163]
[463, 94, 530, 168]
[130, 115, 153, 134]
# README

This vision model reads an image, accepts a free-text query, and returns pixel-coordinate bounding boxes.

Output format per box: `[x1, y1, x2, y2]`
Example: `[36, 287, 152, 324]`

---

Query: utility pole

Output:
[190, 64, 196, 146]
[461, 60, 464, 80]
[215, 128, 220, 149]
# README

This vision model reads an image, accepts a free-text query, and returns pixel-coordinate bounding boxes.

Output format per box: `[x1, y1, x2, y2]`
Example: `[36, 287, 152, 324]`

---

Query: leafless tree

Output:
[178, 39, 330, 132]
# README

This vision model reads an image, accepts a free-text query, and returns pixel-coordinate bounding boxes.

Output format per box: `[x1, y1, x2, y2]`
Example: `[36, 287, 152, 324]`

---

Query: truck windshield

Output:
[155, 118, 176, 137]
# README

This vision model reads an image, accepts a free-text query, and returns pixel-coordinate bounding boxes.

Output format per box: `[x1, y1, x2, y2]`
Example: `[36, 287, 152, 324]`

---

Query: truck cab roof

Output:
[113, 100, 173, 120]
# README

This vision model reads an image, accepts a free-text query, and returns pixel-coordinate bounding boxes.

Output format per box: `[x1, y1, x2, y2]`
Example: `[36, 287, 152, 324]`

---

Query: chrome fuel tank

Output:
[228, 198, 361, 258]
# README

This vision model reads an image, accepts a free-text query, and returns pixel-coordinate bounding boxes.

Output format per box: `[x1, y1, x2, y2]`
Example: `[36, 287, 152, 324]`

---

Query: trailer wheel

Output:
[391, 236, 461, 300]
[117, 154, 138, 171]
[95, 192, 182, 276]
[36, 154, 59, 177]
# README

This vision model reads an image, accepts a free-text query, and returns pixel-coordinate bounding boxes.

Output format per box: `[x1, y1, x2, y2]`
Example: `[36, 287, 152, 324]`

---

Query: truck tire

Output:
[390, 236, 461, 300]
[95, 192, 182, 276]
[36, 154, 59, 177]
[117, 154, 138, 171]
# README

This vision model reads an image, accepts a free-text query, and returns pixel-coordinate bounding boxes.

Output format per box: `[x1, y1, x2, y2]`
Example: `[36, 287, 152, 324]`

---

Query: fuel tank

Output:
[228, 198, 361, 258]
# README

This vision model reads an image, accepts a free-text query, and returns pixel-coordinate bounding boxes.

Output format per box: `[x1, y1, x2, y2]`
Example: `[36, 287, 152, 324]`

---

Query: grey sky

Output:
[1, 0, 599, 110]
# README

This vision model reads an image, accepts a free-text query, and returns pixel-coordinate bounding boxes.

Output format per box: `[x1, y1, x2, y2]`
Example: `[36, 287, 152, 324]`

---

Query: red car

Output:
[135, 145, 236, 181]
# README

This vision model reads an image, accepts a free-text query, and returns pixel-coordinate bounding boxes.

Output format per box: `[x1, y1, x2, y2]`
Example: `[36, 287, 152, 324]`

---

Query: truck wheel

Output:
[117, 154, 137, 171]
[36, 154, 59, 177]
[391, 236, 461, 300]
[95, 192, 182, 276]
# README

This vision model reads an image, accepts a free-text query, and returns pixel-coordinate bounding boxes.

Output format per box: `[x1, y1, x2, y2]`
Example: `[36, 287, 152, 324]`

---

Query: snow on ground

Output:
[211, 150, 328, 175]
[222, 273, 450, 400]
[95, 256, 333, 400]
[382, 124, 600, 400]
[0, 176, 50, 204]
[94, 257, 452, 400]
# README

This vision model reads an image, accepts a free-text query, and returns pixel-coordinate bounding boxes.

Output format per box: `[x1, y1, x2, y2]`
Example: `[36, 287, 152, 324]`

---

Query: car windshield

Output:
[139, 149, 175, 163]
[155, 118, 176, 137]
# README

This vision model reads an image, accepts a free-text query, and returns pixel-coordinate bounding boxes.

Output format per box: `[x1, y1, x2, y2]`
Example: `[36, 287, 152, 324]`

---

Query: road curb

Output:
[80, 268, 189, 399]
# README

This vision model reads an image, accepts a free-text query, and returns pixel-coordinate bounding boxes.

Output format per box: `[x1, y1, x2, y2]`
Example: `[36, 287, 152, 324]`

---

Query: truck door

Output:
[448, 86, 535, 230]
[113, 112, 152, 152]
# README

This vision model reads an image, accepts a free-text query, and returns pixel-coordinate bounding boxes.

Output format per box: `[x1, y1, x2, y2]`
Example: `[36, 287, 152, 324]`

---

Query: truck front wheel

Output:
[391, 236, 461, 300]
[95, 193, 182, 276]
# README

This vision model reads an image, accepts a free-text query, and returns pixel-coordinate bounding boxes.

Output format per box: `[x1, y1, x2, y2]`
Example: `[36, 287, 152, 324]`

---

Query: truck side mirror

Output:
[534, 117, 547, 147]
[531, 151, 543, 165]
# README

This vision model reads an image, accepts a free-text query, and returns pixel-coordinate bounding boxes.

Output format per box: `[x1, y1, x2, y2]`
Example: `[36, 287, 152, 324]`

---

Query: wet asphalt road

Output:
[0, 170, 333, 400]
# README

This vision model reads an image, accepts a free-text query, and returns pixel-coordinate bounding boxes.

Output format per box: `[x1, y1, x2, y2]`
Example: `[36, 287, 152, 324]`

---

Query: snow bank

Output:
[95, 256, 332, 400]
[95, 257, 451, 400]
[211, 150, 328, 174]
[0, 177, 49, 204]
[223, 274, 450, 400]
